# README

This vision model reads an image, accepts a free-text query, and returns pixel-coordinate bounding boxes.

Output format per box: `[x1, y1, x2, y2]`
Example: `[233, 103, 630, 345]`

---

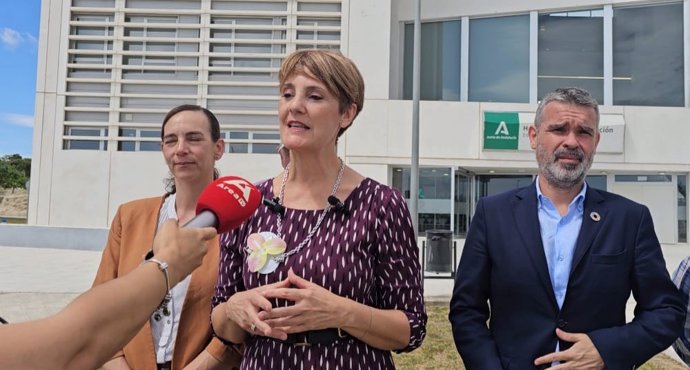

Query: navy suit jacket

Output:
[449, 184, 684, 369]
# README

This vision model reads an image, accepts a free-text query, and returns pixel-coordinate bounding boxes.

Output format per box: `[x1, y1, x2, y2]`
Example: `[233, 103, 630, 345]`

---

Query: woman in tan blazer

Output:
[93, 105, 241, 370]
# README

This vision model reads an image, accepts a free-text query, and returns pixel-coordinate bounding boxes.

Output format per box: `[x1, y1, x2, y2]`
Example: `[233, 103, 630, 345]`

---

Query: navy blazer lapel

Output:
[512, 185, 558, 309]
[571, 187, 607, 273]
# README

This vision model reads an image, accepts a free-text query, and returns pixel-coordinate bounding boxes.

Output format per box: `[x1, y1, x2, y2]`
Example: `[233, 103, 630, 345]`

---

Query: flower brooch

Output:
[246, 231, 286, 274]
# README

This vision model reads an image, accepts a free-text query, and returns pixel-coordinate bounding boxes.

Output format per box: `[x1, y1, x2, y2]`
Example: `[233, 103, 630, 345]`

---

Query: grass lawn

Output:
[392, 303, 685, 370]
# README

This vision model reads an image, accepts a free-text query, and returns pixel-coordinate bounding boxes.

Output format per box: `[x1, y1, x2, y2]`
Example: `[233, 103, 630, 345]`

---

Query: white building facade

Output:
[31, 0, 690, 256]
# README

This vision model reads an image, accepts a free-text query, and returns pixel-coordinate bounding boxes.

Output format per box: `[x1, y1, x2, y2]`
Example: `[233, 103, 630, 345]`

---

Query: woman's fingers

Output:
[258, 305, 301, 320]
[263, 316, 307, 332]
[248, 291, 274, 312]
[262, 287, 306, 301]
[225, 289, 280, 337]
[252, 318, 273, 336]
[256, 277, 291, 293]
[287, 268, 312, 288]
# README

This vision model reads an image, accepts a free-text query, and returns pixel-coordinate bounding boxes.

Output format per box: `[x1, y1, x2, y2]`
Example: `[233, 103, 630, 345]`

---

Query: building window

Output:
[613, 2, 684, 107]
[121, 69, 198, 81]
[538, 10, 604, 103]
[67, 82, 111, 94]
[63, 126, 108, 151]
[125, 0, 200, 10]
[118, 128, 160, 151]
[251, 132, 281, 153]
[392, 167, 453, 234]
[294, 1, 342, 50]
[121, 83, 197, 95]
[72, 14, 114, 22]
[297, 2, 341, 12]
[586, 175, 607, 191]
[226, 131, 249, 153]
[297, 18, 340, 27]
[120, 97, 195, 109]
[614, 175, 672, 182]
[403, 20, 462, 101]
[455, 173, 470, 236]
[66, 96, 110, 108]
[73, 0, 115, 6]
[70, 54, 113, 65]
[65, 111, 109, 122]
[679, 175, 687, 243]
[207, 98, 276, 111]
[119, 112, 165, 123]
[216, 113, 277, 126]
[68, 68, 112, 79]
[70, 40, 113, 51]
[62, 0, 343, 152]
[297, 30, 340, 40]
[71, 26, 114, 36]
[476, 175, 533, 199]
[211, 1, 288, 11]
[469, 15, 529, 103]
[223, 131, 280, 154]
[125, 15, 198, 24]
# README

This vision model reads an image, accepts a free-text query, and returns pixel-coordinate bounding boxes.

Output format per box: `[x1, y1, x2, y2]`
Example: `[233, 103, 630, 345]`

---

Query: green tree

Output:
[4, 154, 31, 178]
[0, 154, 30, 189]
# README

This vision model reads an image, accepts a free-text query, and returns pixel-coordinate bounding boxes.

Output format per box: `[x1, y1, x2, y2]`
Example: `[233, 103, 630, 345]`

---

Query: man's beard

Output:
[537, 145, 593, 189]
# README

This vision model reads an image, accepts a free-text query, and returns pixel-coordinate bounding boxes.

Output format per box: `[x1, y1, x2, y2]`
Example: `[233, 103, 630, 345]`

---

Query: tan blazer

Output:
[93, 196, 241, 370]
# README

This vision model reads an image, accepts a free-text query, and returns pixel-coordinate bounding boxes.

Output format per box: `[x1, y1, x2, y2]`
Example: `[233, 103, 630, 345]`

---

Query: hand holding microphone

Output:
[0, 176, 262, 370]
[186, 175, 262, 232]
[152, 221, 216, 287]
[153, 176, 262, 281]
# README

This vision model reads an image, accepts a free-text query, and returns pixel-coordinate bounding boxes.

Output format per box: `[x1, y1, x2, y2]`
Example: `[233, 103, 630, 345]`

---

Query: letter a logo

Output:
[495, 121, 510, 136]
[220, 179, 253, 202]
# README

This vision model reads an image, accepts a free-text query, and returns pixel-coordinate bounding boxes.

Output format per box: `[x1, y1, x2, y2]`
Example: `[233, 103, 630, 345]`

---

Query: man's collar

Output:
[535, 176, 587, 209]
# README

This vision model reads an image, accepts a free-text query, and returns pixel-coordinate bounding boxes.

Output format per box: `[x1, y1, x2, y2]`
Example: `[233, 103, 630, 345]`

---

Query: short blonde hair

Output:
[279, 49, 365, 137]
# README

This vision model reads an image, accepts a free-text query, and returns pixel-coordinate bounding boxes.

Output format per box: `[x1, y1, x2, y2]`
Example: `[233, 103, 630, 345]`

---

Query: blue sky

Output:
[0, 0, 40, 158]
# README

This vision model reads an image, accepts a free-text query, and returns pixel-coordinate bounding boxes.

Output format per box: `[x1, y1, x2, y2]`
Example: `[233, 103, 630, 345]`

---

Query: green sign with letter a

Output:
[484, 112, 519, 150]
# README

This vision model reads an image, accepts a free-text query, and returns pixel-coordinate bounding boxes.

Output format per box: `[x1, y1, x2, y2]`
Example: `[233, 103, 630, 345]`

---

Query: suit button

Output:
[557, 319, 567, 329]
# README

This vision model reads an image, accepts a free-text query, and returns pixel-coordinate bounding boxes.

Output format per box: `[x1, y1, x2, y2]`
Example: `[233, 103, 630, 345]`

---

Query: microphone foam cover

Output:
[196, 176, 261, 233]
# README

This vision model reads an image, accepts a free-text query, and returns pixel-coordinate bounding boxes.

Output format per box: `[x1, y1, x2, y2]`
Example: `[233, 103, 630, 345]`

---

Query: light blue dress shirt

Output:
[536, 178, 586, 361]
[536, 179, 587, 308]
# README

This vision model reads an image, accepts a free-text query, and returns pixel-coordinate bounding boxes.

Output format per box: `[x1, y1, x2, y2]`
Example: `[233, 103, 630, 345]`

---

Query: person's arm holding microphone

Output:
[0, 176, 262, 370]
[0, 220, 214, 370]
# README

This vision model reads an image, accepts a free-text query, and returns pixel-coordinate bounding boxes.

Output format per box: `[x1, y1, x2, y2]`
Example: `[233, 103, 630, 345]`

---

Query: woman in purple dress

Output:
[211, 50, 426, 369]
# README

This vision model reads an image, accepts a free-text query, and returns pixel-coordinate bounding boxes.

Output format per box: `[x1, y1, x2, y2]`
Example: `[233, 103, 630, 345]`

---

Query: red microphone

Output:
[183, 176, 261, 233]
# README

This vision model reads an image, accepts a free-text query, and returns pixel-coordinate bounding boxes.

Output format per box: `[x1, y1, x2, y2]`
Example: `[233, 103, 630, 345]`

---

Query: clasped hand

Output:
[225, 269, 344, 341]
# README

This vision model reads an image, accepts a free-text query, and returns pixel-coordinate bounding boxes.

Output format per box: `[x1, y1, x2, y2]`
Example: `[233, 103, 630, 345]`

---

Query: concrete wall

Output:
[0, 224, 108, 251]
[346, 100, 690, 172]
[31, 150, 283, 228]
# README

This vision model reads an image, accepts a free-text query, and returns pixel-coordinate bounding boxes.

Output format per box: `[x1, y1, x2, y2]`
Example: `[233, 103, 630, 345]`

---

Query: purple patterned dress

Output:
[213, 178, 427, 370]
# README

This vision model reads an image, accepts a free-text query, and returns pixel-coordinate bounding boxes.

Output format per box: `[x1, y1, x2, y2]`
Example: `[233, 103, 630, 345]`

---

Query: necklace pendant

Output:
[266, 157, 345, 268]
[246, 231, 287, 274]
[258, 255, 281, 274]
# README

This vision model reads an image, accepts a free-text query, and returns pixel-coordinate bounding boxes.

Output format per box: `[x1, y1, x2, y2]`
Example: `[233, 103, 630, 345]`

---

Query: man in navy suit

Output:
[449, 87, 684, 369]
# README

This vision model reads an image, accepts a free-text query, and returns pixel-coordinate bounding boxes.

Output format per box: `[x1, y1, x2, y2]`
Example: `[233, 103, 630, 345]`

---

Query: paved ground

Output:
[0, 246, 100, 322]
[0, 243, 687, 364]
